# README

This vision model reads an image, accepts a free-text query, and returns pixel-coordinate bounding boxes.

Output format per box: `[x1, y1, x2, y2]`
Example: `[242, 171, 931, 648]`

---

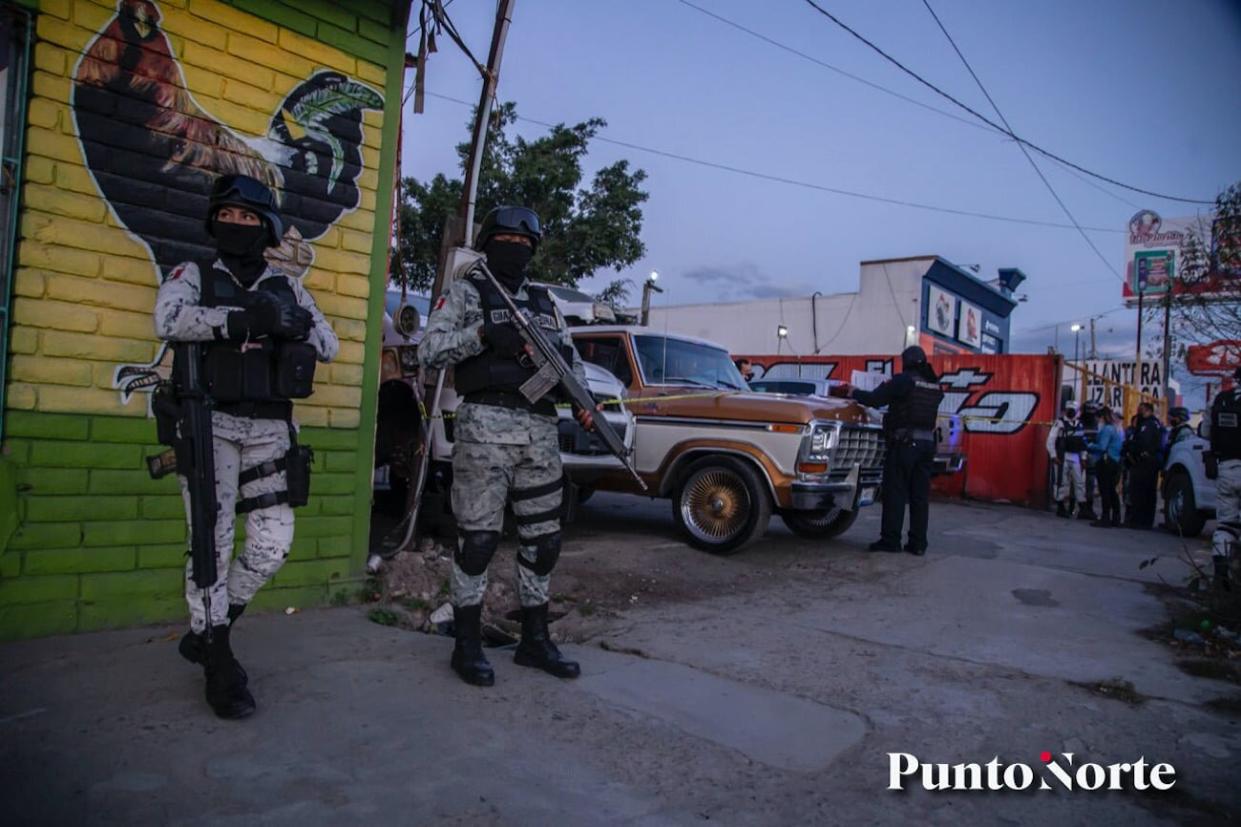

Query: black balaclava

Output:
[485, 239, 534, 292]
[212, 215, 270, 285]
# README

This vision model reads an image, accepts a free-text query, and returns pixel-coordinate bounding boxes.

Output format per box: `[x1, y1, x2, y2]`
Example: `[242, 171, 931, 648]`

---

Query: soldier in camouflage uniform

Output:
[154, 175, 337, 718]
[419, 206, 593, 687]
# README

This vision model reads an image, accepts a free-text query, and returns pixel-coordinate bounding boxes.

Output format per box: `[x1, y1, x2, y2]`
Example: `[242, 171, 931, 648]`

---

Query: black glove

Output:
[483, 324, 527, 358]
[226, 293, 312, 340]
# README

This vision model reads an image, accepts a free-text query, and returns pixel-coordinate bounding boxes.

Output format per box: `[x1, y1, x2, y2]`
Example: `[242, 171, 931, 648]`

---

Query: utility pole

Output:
[398, 0, 517, 555]
[1089, 317, 1097, 359]
[1161, 293, 1174, 403]
[640, 270, 662, 326]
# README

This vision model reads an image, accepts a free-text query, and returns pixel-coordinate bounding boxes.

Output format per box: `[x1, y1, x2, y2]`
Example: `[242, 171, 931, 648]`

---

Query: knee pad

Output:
[518, 531, 561, 576]
[455, 530, 500, 577]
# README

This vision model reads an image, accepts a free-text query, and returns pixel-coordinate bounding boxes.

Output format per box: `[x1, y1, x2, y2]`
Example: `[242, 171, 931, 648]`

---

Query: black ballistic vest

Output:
[173, 261, 315, 416]
[454, 272, 561, 397]
[1211, 389, 1241, 460]
[1055, 418, 1088, 454]
[886, 373, 944, 433]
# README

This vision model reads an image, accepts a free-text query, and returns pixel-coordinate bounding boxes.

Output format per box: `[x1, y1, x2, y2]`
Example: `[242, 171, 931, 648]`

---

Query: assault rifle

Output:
[475, 262, 647, 491]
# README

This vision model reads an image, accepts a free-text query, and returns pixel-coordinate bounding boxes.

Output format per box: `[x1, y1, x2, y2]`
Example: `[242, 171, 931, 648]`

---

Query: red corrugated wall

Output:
[741, 353, 1062, 507]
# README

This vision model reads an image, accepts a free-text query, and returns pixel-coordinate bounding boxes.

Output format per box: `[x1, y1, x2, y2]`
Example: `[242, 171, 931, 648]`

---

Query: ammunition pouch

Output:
[152, 383, 181, 446]
[275, 342, 317, 399]
[1205, 451, 1220, 481]
[235, 429, 313, 513]
[204, 341, 316, 404]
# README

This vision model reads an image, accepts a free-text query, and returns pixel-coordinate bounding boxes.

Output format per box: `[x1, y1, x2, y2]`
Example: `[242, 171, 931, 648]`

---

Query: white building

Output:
[646, 256, 1024, 357]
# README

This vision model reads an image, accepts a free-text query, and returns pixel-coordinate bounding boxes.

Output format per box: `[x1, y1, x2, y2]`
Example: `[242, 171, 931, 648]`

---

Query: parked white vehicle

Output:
[1163, 423, 1216, 537]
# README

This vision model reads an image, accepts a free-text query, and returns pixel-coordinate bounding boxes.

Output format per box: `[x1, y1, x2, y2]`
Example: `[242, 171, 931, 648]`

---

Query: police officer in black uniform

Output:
[1209, 368, 1241, 590]
[832, 345, 944, 554]
[1125, 402, 1164, 529]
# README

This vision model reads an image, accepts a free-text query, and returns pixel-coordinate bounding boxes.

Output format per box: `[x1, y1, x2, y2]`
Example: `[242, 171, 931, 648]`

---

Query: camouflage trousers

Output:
[1056, 455, 1086, 504]
[1213, 459, 1241, 559]
[450, 403, 562, 608]
[180, 412, 294, 632]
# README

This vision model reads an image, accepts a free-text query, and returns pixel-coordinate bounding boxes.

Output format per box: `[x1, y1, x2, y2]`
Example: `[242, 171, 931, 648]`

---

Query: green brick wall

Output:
[0, 411, 366, 639]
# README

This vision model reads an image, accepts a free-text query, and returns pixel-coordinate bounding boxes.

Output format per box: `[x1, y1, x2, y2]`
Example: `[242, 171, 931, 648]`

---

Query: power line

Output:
[423, 90, 1125, 235]
[919, 0, 1123, 282]
[676, 0, 991, 135]
[801, 0, 1214, 206]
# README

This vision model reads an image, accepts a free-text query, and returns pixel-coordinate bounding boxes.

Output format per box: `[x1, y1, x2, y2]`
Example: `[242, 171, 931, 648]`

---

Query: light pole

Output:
[1070, 323, 1082, 365]
[640, 270, 662, 326]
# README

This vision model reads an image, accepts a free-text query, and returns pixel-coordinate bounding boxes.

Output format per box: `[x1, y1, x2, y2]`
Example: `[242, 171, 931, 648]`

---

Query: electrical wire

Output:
[801, 0, 1214, 206]
[919, 0, 1122, 282]
[423, 90, 1124, 235]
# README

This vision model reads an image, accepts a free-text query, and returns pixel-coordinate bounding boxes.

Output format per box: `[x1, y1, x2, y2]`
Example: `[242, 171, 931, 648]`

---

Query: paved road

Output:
[2, 496, 1239, 825]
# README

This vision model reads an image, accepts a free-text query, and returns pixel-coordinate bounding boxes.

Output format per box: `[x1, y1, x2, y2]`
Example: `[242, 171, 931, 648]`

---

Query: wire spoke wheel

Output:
[680, 468, 752, 544]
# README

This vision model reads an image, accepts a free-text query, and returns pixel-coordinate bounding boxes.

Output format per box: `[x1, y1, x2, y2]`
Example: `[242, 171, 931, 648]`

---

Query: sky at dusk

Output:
[400, 0, 1241, 375]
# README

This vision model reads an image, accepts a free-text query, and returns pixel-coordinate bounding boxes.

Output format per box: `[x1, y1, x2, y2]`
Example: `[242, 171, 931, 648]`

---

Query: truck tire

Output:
[1163, 470, 1206, 538]
[673, 455, 772, 555]
[781, 507, 858, 539]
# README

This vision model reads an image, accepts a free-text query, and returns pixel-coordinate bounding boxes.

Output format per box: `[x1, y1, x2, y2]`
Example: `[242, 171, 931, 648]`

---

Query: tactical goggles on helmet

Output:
[207, 174, 283, 246]
[478, 205, 542, 251]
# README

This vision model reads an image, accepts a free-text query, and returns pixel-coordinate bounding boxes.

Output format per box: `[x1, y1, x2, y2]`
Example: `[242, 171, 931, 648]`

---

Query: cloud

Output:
[682, 262, 764, 287]
[680, 262, 812, 300]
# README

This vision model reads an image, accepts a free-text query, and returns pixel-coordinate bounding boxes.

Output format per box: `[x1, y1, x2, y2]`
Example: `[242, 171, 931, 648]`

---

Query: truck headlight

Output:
[805, 422, 839, 461]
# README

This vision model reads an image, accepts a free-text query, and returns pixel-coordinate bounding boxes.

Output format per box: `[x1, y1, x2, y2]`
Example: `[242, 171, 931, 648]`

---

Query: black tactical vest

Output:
[172, 261, 314, 417]
[1055, 418, 1088, 454]
[1211, 389, 1241, 460]
[886, 373, 944, 433]
[454, 271, 561, 397]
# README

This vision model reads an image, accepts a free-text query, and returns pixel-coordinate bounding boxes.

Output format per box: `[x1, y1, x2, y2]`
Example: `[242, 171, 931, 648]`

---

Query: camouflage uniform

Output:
[154, 259, 337, 632]
[419, 264, 586, 609]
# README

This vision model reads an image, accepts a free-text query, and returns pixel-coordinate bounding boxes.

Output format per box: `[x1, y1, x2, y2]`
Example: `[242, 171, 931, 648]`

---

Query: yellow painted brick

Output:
[98, 308, 157, 340]
[340, 229, 373, 254]
[10, 355, 94, 387]
[47, 274, 157, 314]
[19, 240, 100, 277]
[316, 227, 341, 249]
[41, 330, 153, 363]
[157, 4, 228, 51]
[199, 97, 270, 138]
[25, 156, 56, 185]
[38, 384, 142, 416]
[34, 43, 66, 76]
[295, 405, 329, 427]
[315, 293, 368, 321]
[35, 15, 88, 53]
[336, 275, 370, 300]
[6, 384, 37, 410]
[337, 341, 365, 365]
[357, 167, 379, 193]
[55, 164, 102, 197]
[303, 269, 334, 292]
[190, 0, 278, 42]
[357, 61, 386, 86]
[24, 184, 106, 223]
[335, 318, 367, 343]
[311, 385, 362, 408]
[10, 327, 39, 356]
[103, 256, 160, 287]
[33, 71, 71, 105]
[360, 189, 376, 212]
[181, 64, 225, 101]
[13, 298, 99, 333]
[222, 78, 281, 113]
[228, 32, 314, 79]
[314, 248, 372, 276]
[25, 126, 83, 164]
[339, 209, 376, 233]
[329, 408, 361, 429]
[27, 98, 61, 131]
[24, 211, 129, 259]
[73, 0, 112, 31]
[42, 0, 71, 19]
[277, 29, 355, 75]
[331, 363, 364, 386]
[13, 270, 46, 298]
[182, 40, 274, 91]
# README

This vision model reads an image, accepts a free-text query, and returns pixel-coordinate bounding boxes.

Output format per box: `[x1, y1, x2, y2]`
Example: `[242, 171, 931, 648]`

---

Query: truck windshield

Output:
[634, 335, 745, 389]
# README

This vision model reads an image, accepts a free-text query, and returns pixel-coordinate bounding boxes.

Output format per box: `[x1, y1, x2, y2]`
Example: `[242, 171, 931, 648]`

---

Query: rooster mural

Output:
[70, 0, 384, 403]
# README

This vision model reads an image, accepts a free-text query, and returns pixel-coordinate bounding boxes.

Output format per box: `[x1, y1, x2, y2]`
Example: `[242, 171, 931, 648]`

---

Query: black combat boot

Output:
[203, 624, 255, 719]
[514, 603, 581, 679]
[868, 540, 903, 553]
[450, 604, 495, 687]
[179, 604, 247, 666]
[1056, 502, 1070, 518]
[1215, 557, 1232, 592]
[1077, 505, 1096, 520]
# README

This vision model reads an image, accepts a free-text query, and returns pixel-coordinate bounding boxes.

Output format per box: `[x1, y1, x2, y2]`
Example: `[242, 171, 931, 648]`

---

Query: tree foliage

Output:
[390, 102, 649, 291]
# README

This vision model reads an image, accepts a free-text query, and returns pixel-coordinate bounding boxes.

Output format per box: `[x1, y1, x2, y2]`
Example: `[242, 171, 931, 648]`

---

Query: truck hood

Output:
[633, 389, 879, 426]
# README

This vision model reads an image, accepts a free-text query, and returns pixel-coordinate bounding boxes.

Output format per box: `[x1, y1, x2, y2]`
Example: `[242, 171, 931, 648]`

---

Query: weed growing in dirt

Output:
[368, 608, 399, 627]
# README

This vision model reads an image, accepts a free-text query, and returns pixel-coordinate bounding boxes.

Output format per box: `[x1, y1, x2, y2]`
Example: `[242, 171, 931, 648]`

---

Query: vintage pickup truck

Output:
[571, 326, 885, 554]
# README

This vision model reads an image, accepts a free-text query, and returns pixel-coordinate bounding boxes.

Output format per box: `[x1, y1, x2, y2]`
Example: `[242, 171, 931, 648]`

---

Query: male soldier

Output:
[831, 346, 944, 554]
[1209, 370, 1241, 590]
[1047, 402, 1088, 518]
[1078, 402, 1101, 521]
[419, 206, 594, 687]
[154, 175, 338, 718]
[1167, 406, 1194, 447]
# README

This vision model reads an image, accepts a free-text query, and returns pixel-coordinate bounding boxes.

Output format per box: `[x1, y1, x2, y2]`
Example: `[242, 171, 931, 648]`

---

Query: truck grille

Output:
[828, 425, 885, 482]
